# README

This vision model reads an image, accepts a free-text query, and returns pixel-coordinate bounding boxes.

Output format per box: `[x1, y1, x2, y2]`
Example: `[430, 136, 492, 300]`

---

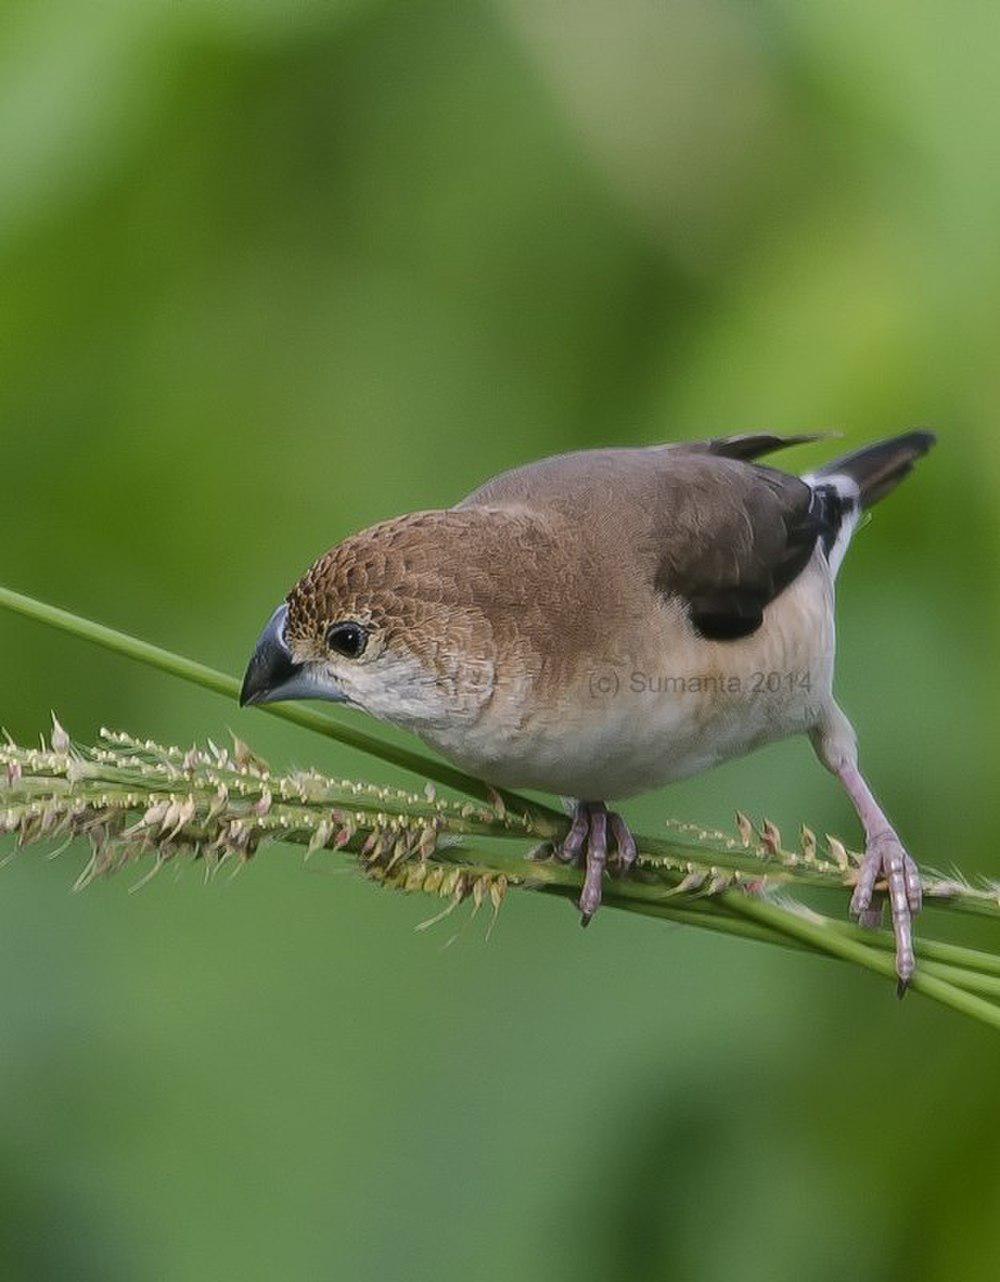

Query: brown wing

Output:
[460, 436, 841, 643]
[649, 459, 834, 640]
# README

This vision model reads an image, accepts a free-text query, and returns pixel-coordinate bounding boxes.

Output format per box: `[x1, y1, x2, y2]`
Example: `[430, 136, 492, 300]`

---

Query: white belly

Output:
[423, 551, 837, 800]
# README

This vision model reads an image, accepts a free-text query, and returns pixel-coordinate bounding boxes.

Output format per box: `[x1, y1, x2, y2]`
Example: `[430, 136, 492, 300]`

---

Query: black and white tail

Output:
[805, 430, 937, 576]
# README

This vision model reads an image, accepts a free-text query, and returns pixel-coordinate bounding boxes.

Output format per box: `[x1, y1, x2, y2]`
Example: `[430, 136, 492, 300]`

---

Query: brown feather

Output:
[459, 442, 827, 641]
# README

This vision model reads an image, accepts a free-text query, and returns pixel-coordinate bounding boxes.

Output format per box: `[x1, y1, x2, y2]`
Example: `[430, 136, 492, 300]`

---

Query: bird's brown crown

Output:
[283, 507, 585, 678]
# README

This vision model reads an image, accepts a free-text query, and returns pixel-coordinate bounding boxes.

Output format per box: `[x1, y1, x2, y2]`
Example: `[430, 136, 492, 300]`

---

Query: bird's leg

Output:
[811, 705, 921, 989]
[558, 802, 639, 924]
[837, 762, 922, 987]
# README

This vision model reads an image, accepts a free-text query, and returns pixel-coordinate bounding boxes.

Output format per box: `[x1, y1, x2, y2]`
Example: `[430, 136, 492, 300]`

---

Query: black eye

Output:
[325, 621, 368, 659]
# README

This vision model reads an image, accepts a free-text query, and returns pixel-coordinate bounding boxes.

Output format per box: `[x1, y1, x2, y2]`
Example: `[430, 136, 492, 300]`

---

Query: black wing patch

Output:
[653, 462, 847, 643]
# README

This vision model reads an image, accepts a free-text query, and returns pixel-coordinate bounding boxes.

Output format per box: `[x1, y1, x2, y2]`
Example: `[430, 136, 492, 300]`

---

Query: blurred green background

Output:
[3, 2, 1000, 1278]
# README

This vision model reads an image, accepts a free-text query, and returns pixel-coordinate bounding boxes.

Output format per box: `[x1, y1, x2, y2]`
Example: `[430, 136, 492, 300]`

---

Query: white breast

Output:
[427, 548, 837, 800]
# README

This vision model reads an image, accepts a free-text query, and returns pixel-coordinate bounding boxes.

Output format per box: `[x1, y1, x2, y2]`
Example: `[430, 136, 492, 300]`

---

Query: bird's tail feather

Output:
[803, 429, 936, 578]
[814, 430, 937, 510]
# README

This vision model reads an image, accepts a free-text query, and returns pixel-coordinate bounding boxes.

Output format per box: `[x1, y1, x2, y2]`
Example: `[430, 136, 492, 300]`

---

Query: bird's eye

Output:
[325, 621, 368, 659]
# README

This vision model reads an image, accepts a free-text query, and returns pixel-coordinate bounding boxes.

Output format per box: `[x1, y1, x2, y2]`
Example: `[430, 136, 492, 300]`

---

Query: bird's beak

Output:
[239, 604, 346, 707]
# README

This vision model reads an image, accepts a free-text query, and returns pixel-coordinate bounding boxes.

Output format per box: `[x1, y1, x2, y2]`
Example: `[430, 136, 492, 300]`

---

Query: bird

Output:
[240, 430, 936, 985]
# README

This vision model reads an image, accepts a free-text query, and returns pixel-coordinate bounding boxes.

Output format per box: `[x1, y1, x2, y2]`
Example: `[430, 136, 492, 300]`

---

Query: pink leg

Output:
[812, 706, 922, 990]
[836, 762, 922, 987]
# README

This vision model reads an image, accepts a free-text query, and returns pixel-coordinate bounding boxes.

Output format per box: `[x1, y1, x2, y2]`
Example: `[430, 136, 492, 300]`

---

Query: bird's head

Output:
[239, 512, 512, 731]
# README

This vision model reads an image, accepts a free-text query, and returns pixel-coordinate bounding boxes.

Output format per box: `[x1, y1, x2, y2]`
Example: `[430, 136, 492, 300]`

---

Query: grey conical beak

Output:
[239, 605, 317, 707]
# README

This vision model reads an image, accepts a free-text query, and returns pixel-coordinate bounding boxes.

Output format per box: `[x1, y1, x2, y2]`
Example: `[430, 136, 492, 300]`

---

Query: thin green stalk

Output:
[625, 894, 1000, 989]
[658, 903, 1000, 999]
[433, 845, 1000, 1001]
[0, 585, 562, 835]
[432, 840, 1000, 983]
[821, 917, 1000, 978]
[565, 897, 1000, 1000]
[720, 892, 1000, 1030]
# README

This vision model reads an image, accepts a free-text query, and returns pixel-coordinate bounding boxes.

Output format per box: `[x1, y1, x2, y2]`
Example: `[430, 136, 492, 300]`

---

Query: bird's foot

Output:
[555, 801, 638, 924]
[850, 830, 922, 990]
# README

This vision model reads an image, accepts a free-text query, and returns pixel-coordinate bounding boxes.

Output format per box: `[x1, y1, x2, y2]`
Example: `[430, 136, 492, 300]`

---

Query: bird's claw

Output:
[555, 802, 637, 924]
[850, 830, 922, 986]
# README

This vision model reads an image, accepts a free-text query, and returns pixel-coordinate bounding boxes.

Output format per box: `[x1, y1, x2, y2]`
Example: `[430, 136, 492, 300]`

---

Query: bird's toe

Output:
[608, 811, 637, 875]
[850, 831, 920, 985]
